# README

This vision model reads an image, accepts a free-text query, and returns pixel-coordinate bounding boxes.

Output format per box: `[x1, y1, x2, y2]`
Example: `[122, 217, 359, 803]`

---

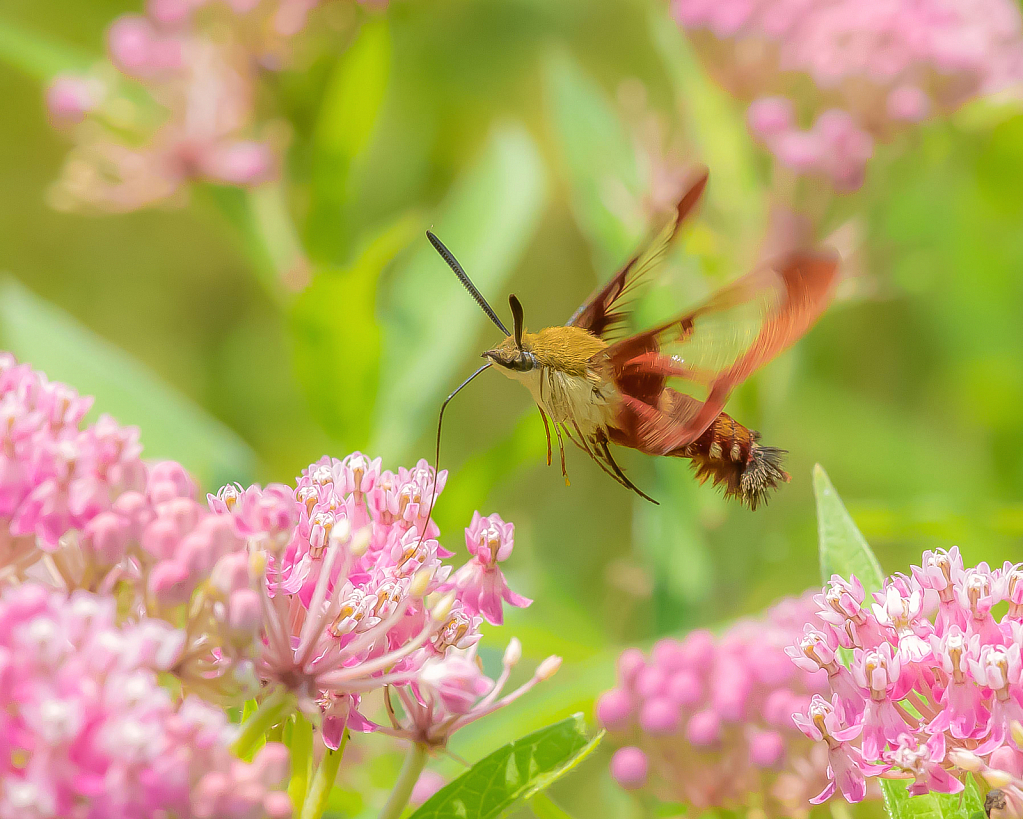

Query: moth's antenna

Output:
[427, 231, 511, 337]
[415, 361, 493, 551]
[509, 294, 525, 350]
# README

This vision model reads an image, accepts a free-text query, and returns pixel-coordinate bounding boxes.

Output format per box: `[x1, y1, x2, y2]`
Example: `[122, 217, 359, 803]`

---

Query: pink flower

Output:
[0, 583, 288, 819]
[450, 512, 532, 625]
[599, 591, 833, 813]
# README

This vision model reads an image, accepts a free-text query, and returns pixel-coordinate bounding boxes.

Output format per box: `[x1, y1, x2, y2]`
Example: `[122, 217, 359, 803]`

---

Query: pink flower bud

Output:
[253, 743, 290, 785]
[148, 461, 197, 504]
[666, 670, 702, 707]
[610, 747, 649, 789]
[887, 85, 931, 123]
[410, 770, 445, 807]
[617, 647, 646, 686]
[686, 709, 721, 747]
[748, 96, 796, 138]
[81, 511, 130, 565]
[227, 589, 262, 639]
[749, 730, 785, 768]
[596, 688, 634, 730]
[635, 665, 667, 698]
[46, 75, 99, 126]
[639, 698, 681, 734]
[149, 560, 193, 606]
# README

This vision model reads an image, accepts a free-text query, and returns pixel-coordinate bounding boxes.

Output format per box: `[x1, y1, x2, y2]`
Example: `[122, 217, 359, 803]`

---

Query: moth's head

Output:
[483, 335, 535, 372]
[483, 294, 534, 372]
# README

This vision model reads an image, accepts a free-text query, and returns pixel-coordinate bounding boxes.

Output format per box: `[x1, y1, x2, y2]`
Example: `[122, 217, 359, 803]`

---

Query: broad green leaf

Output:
[880, 777, 984, 819]
[409, 715, 602, 819]
[290, 214, 419, 450]
[0, 276, 257, 489]
[0, 16, 92, 79]
[544, 51, 640, 267]
[814, 464, 884, 593]
[371, 123, 546, 462]
[307, 17, 392, 262]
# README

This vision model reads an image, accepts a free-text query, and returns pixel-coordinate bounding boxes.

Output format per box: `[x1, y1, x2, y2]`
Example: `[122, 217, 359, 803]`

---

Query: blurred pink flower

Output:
[597, 592, 836, 816]
[44, 0, 372, 211]
[673, 0, 1023, 190]
[0, 583, 290, 819]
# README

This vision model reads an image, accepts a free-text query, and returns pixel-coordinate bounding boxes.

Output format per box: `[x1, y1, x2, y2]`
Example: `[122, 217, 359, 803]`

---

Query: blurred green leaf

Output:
[409, 715, 601, 819]
[544, 51, 639, 266]
[814, 464, 884, 592]
[0, 276, 257, 488]
[0, 16, 92, 79]
[634, 458, 715, 632]
[372, 122, 546, 461]
[530, 792, 577, 819]
[290, 214, 419, 450]
[307, 17, 392, 262]
[880, 777, 984, 819]
[648, 7, 764, 247]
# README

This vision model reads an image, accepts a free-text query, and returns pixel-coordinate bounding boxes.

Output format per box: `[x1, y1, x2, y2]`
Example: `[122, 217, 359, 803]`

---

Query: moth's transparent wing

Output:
[567, 168, 709, 341]
[597, 250, 840, 453]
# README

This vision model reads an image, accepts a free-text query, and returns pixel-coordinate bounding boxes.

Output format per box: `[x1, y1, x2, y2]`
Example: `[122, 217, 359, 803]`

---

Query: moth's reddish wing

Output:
[596, 251, 840, 455]
[567, 167, 709, 340]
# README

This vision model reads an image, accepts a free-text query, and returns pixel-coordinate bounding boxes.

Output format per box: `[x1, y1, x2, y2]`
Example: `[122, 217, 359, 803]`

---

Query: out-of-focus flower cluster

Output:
[596, 593, 839, 817]
[45, 0, 372, 211]
[0, 583, 291, 819]
[793, 548, 1023, 806]
[672, 0, 1023, 190]
[1, 352, 554, 815]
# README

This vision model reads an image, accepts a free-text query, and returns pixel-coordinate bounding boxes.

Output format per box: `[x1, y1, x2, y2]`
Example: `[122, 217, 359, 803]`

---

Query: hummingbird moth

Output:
[427, 168, 839, 509]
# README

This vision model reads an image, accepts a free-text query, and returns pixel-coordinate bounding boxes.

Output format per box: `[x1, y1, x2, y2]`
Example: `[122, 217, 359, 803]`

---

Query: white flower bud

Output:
[503, 637, 522, 667]
[536, 655, 562, 680]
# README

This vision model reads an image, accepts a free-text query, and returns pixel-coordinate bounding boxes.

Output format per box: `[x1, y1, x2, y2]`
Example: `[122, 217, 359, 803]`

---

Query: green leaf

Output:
[290, 214, 419, 450]
[530, 792, 577, 819]
[880, 777, 984, 819]
[543, 51, 640, 267]
[371, 122, 546, 462]
[307, 17, 392, 262]
[814, 464, 884, 593]
[0, 276, 257, 489]
[409, 715, 602, 819]
[0, 16, 92, 79]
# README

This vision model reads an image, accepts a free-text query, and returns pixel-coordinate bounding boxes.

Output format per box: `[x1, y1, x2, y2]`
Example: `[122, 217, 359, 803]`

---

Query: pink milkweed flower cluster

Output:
[0, 583, 291, 819]
[1, 352, 554, 813]
[212, 456, 548, 750]
[45, 0, 378, 212]
[596, 593, 841, 817]
[792, 548, 1023, 805]
[672, 0, 1023, 190]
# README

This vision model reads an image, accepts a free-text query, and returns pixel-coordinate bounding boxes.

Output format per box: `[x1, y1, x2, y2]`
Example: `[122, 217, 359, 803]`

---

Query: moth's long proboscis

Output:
[426, 231, 511, 337]
[416, 362, 494, 551]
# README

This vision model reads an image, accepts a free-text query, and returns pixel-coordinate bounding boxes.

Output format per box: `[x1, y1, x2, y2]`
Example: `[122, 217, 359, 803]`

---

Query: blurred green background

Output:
[2, 0, 1023, 815]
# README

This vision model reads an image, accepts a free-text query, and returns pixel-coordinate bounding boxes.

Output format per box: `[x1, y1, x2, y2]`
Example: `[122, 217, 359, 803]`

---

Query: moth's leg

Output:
[598, 437, 659, 505]
[552, 422, 569, 485]
[536, 405, 553, 467]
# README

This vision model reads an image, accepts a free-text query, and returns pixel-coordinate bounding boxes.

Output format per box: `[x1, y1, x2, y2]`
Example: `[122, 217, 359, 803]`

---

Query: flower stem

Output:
[378, 743, 429, 819]
[300, 729, 349, 819]
[288, 714, 314, 813]
[232, 686, 293, 760]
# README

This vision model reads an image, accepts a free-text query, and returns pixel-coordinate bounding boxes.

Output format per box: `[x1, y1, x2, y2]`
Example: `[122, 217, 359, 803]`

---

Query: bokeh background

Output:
[2, 0, 1023, 815]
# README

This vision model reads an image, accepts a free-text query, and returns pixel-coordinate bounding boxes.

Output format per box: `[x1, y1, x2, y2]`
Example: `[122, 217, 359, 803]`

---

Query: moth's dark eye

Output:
[508, 353, 534, 372]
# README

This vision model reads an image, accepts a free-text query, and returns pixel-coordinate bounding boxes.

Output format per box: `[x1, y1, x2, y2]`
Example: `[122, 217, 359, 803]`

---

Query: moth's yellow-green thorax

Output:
[483, 325, 607, 376]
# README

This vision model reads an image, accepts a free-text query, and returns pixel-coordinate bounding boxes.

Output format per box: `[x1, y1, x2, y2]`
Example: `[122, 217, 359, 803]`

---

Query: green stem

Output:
[232, 686, 293, 760]
[378, 743, 429, 819]
[289, 714, 315, 814]
[300, 730, 349, 819]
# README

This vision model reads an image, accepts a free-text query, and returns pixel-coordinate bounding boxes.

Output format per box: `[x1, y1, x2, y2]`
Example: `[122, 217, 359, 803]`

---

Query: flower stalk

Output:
[378, 743, 430, 819]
